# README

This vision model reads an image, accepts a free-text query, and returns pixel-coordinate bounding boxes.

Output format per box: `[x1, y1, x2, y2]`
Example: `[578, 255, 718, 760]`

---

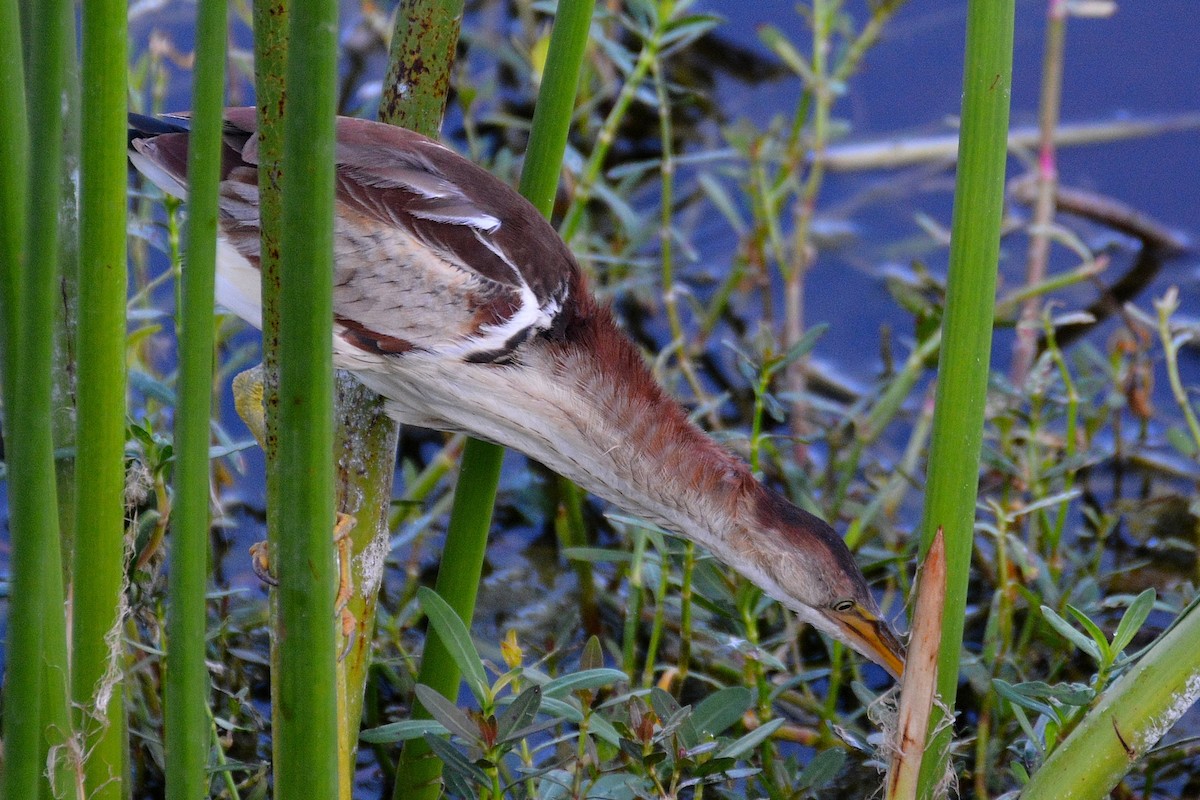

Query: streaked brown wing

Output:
[132, 108, 580, 363]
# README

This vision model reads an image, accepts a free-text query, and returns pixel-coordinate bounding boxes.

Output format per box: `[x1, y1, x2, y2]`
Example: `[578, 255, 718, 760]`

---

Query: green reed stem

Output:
[623, 529, 649, 679]
[652, 18, 707, 407]
[677, 542, 696, 689]
[0, 0, 26, 365]
[559, 14, 657, 245]
[646, 547, 672, 687]
[914, 0, 1014, 795]
[380, 0, 463, 133]
[273, 0, 339, 794]
[164, 1, 225, 797]
[251, 0, 288, 790]
[3, 0, 70, 797]
[73, 0, 130, 795]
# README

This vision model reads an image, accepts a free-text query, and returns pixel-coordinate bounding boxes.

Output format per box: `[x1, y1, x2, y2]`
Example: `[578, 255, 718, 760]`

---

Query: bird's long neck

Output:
[525, 301, 762, 558]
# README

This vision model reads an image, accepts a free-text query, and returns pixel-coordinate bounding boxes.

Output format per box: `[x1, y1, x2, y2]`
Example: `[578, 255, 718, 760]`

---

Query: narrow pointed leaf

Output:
[360, 719, 450, 744]
[425, 733, 488, 791]
[540, 668, 628, 699]
[1041, 605, 1102, 661]
[717, 718, 784, 759]
[497, 685, 542, 741]
[413, 684, 480, 744]
[691, 687, 754, 738]
[1065, 604, 1113, 664]
[1111, 588, 1156, 657]
[418, 586, 490, 704]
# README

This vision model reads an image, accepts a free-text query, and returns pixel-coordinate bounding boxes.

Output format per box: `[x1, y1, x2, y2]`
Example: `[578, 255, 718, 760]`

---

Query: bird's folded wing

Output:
[136, 108, 580, 364]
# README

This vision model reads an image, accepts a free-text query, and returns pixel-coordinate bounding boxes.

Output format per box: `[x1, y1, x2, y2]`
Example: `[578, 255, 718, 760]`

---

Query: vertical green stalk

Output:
[73, 0, 130, 796]
[914, 0, 1014, 795]
[165, 0, 225, 797]
[516, 0, 595, 216]
[390, 1, 595, 797]
[314, 0, 427, 781]
[0, 0, 25, 365]
[52, 5, 80, 573]
[250, 0, 289, 788]
[379, 0, 464, 133]
[272, 0, 339, 794]
[3, 0, 67, 798]
[45, 11, 80, 798]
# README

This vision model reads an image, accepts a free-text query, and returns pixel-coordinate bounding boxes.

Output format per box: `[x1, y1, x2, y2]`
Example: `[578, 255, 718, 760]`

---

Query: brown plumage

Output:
[128, 108, 906, 679]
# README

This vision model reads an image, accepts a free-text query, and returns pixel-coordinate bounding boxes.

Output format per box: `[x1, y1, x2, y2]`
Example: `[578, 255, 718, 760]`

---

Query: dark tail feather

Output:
[127, 112, 190, 145]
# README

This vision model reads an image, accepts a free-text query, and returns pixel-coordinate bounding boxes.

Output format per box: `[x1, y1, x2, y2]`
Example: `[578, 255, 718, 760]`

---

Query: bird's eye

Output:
[832, 599, 856, 613]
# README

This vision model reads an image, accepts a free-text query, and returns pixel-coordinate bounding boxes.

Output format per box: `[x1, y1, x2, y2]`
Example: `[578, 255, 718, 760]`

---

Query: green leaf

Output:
[1001, 680, 1093, 708]
[538, 697, 622, 746]
[778, 323, 830, 372]
[359, 719, 449, 744]
[580, 635, 603, 672]
[540, 668, 628, 699]
[660, 14, 722, 53]
[734, 351, 760, 389]
[650, 687, 698, 746]
[1065, 604, 1114, 665]
[413, 684, 479, 744]
[425, 733, 488, 794]
[649, 686, 684, 721]
[561, 546, 635, 564]
[418, 586, 490, 704]
[1008, 704, 1043, 756]
[129, 369, 177, 405]
[588, 715, 623, 748]
[1111, 588, 1156, 657]
[1041, 605, 1102, 662]
[797, 747, 846, 790]
[761, 391, 786, 423]
[691, 687, 753, 738]
[757, 24, 814, 83]
[697, 173, 746, 234]
[497, 685, 542, 742]
[1166, 426, 1198, 456]
[716, 718, 784, 759]
[993, 679, 1057, 720]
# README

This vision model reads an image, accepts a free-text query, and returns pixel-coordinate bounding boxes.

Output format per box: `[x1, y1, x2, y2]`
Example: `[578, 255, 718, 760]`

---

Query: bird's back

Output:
[129, 109, 583, 370]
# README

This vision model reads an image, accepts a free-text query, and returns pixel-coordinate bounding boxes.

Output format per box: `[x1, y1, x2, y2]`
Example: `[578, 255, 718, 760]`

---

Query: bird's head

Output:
[745, 487, 907, 679]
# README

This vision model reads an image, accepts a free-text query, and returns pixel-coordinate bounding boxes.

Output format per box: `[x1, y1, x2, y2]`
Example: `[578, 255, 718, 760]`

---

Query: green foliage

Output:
[364, 626, 807, 800]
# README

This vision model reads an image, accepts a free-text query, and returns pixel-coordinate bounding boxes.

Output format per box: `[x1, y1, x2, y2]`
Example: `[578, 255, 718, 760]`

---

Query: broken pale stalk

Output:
[886, 528, 947, 800]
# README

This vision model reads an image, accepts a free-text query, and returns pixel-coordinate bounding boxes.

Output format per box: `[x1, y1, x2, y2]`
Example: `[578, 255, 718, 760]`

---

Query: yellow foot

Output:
[232, 365, 268, 450]
[249, 540, 278, 586]
[236, 366, 360, 660]
[334, 512, 359, 661]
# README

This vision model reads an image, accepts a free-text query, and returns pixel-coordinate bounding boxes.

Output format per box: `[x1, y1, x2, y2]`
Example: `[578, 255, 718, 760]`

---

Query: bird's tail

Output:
[127, 111, 190, 144]
[127, 112, 193, 199]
